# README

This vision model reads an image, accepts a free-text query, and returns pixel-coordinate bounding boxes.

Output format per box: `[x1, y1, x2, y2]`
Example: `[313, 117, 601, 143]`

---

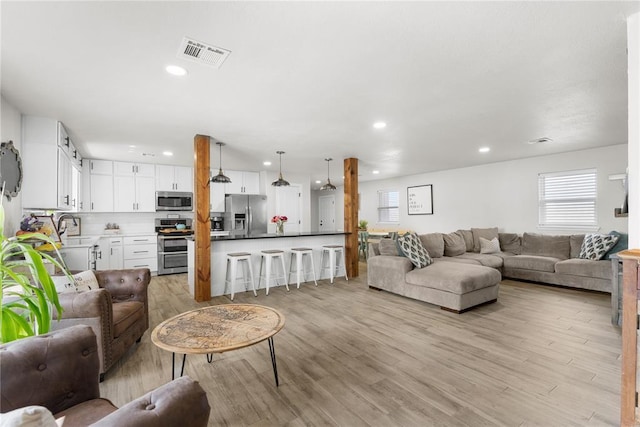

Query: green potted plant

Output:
[0, 196, 66, 344]
[358, 219, 368, 230]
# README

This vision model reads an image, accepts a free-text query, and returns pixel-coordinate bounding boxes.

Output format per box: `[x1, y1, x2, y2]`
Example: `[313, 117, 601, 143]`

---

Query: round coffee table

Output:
[151, 304, 285, 386]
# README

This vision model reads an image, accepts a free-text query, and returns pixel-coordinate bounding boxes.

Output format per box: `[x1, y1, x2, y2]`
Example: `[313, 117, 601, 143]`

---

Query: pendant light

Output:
[211, 142, 231, 183]
[271, 150, 290, 187]
[320, 158, 337, 191]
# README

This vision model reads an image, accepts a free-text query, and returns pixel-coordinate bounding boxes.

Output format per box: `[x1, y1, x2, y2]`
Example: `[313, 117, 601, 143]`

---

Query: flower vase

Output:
[276, 222, 284, 235]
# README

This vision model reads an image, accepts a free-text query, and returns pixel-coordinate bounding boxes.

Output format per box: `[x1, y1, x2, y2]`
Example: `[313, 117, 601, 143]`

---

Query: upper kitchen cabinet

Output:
[155, 165, 193, 192]
[21, 116, 78, 210]
[87, 159, 114, 212]
[113, 161, 155, 212]
[225, 170, 260, 195]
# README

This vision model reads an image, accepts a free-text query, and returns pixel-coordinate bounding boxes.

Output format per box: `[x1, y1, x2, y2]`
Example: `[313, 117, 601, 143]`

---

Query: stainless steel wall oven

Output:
[156, 218, 192, 275]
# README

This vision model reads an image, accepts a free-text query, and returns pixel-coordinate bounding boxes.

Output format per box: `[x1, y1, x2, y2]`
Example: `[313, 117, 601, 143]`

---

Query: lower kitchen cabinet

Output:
[123, 235, 157, 271]
[108, 237, 124, 269]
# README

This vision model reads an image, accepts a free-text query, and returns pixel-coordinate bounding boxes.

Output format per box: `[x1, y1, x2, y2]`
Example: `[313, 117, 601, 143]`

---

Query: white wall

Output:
[1, 96, 24, 236]
[353, 144, 628, 236]
[628, 13, 639, 248]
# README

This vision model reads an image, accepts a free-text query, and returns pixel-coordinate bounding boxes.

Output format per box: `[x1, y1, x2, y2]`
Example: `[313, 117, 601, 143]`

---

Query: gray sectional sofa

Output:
[367, 228, 622, 313]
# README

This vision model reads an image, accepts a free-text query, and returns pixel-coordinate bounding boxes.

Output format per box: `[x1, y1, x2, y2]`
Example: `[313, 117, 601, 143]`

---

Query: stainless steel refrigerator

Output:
[224, 194, 268, 236]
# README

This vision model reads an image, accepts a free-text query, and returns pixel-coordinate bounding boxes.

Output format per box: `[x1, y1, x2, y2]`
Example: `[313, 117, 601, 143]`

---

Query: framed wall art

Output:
[407, 184, 433, 215]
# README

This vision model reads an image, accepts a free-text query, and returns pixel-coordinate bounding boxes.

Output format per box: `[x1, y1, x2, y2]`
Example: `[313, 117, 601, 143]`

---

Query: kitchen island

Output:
[187, 231, 348, 298]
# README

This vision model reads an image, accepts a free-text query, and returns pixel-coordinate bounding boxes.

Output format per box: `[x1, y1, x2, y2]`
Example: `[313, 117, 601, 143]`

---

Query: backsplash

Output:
[62, 212, 194, 236]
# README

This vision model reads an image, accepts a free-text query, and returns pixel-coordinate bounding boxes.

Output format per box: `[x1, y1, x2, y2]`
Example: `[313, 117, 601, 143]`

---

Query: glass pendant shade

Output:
[211, 142, 231, 183]
[320, 158, 337, 191]
[271, 151, 290, 187]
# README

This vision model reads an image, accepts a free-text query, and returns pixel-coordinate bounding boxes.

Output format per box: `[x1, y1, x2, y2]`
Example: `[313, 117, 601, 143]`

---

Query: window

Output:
[538, 169, 597, 229]
[378, 190, 399, 223]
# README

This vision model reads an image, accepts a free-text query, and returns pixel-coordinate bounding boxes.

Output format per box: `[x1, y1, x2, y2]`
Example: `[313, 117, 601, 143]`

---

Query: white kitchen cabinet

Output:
[70, 164, 82, 211]
[88, 159, 114, 212]
[95, 237, 109, 270]
[21, 116, 78, 210]
[107, 237, 124, 270]
[155, 165, 193, 192]
[225, 170, 260, 194]
[59, 246, 95, 271]
[210, 182, 226, 212]
[114, 162, 155, 212]
[123, 235, 157, 272]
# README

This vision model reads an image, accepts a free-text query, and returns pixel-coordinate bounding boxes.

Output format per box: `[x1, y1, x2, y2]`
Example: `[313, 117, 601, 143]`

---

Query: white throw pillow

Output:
[50, 270, 99, 294]
[0, 405, 58, 427]
[479, 237, 501, 254]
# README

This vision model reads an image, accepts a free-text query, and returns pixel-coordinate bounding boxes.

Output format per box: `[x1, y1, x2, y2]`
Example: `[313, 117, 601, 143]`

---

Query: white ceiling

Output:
[1, 1, 637, 189]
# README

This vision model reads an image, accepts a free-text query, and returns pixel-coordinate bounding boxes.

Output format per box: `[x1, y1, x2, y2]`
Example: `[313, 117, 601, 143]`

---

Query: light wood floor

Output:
[100, 265, 622, 426]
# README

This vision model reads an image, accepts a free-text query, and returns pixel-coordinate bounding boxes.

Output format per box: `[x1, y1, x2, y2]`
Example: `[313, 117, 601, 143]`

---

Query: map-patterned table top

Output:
[151, 304, 285, 354]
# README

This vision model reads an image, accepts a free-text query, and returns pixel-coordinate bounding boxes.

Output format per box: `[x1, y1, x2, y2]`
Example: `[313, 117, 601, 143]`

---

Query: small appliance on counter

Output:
[211, 216, 224, 231]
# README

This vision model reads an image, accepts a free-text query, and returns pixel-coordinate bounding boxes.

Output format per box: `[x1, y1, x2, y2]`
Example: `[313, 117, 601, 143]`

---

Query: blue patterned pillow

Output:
[578, 233, 620, 260]
[398, 232, 433, 268]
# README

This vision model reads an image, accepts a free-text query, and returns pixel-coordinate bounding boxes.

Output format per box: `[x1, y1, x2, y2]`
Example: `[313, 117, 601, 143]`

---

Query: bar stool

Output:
[320, 245, 348, 284]
[288, 247, 318, 288]
[224, 252, 257, 300]
[259, 249, 289, 295]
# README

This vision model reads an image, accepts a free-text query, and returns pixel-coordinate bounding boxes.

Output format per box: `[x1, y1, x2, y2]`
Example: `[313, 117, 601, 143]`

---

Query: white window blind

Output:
[538, 169, 597, 229]
[378, 190, 400, 223]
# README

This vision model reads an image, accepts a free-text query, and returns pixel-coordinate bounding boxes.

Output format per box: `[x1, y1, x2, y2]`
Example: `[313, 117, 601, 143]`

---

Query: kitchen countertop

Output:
[188, 231, 349, 241]
[60, 232, 157, 248]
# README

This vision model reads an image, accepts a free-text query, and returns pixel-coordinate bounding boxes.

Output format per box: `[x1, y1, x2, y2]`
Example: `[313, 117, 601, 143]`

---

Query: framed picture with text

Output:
[407, 185, 433, 215]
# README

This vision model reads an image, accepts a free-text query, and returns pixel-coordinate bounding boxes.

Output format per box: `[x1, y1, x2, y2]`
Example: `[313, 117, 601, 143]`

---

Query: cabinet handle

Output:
[98, 251, 102, 259]
[134, 265, 147, 268]
[64, 136, 70, 148]
[133, 250, 149, 254]
[80, 201, 83, 209]
[73, 150, 77, 159]
[111, 248, 113, 255]
[64, 195, 70, 205]
[72, 198, 76, 208]
[91, 202, 94, 210]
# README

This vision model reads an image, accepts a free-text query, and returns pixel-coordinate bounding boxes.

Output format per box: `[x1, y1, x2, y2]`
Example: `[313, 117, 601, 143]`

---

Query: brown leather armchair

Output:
[51, 268, 151, 380]
[0, 325, 211, 426]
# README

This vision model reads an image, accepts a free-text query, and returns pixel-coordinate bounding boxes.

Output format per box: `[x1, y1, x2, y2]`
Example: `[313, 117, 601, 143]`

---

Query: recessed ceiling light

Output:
[315, 180, 322, 184]
[263, 161, 272, 166]
[373, 122, 387, 129]
[129, 145, 136, 148]
[165, 65, 187, 76]
[372, 170, 380, 174]
[478, 147, 490, 153]
[163, 151, 173, 156]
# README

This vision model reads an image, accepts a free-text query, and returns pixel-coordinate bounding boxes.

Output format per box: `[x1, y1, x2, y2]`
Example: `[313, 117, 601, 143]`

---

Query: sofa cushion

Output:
[503, 255, 560, 273]
[54, 398, 118, 426]
[522, 233, 570, 260]
[378, 238, 401, 256]
[570, 234, 585, 258]
[405, 261, 501, 294]
[51, 270, 100, 294]
[499, 233, 521, 255]
[112, 301, 144, 338]
[398, 233, 433, 268]
[419, 233, 444, 258]
[443, 232, 466, 257]
[471, 227, 499, 253]
[457, 229, 474, 252]
[437, 257, 481, 266]
[578, 233, 619, 260]
[554, 259, 611, 280]
[480, 237, 500, 254]
[454, 252, 504, 269]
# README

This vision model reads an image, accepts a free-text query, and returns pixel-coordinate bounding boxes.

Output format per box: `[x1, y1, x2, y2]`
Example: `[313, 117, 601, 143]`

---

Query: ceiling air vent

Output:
[527, 137, 553, 145]
[177, 37, 231, 69]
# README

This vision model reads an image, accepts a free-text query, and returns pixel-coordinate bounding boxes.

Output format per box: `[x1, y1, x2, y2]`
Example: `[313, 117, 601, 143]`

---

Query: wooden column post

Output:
[193, 134, 211, 302]
[620, 249, 640, 426]
[344, 158, 358, 278]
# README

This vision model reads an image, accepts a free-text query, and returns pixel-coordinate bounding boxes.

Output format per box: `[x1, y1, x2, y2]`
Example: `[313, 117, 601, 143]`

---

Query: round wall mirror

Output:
[0, 141, 23, 201]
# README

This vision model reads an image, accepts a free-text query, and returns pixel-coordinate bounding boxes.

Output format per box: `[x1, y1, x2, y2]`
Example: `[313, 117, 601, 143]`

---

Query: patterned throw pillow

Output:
[50, 270, 100, 294]
[578, 233, 620, 260]
[397, 232, 433, 268]
[479, 237, 501, 254]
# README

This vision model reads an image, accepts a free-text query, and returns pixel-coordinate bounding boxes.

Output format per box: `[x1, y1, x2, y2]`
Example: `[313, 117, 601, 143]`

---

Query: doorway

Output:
[276, 184, 302, 233]
[319, 195, 336, 232]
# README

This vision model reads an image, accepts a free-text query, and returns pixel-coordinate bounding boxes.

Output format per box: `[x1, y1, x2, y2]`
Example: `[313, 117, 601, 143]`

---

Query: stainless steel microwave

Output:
[155, 191, 193, 211]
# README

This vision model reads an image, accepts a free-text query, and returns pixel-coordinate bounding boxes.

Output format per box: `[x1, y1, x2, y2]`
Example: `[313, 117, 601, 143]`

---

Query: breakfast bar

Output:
[186, 232, 348, 298]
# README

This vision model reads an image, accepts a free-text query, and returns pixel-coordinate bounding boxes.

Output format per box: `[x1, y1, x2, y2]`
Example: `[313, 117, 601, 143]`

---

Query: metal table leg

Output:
[268, 337, 280, 386]
[171, 352, 187, 380]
